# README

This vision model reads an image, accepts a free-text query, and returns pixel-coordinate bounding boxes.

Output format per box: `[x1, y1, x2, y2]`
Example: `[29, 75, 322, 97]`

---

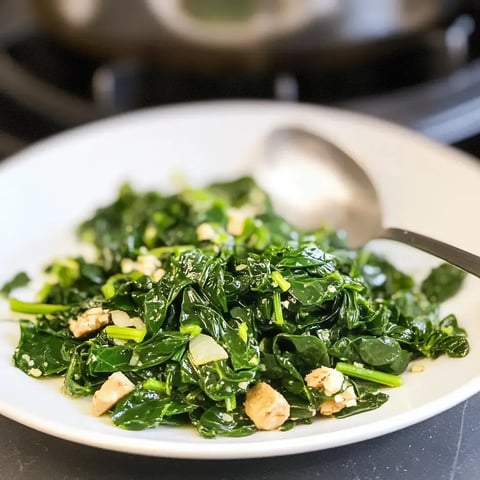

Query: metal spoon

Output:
[259, 126, 480, 277]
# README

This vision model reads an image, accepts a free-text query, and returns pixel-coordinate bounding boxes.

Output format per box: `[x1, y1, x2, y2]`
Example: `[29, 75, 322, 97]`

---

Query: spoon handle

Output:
[381, 227, 480, 277]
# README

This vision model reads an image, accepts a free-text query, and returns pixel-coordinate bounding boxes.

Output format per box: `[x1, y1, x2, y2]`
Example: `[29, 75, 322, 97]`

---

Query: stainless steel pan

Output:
[29, 0, 463, 72]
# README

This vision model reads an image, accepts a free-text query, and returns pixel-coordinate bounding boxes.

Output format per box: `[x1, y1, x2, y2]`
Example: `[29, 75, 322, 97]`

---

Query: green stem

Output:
[9, 298, 70, 315]
[336, 362, 403, 387]
[225, 395, 236, 412]
[101, 284, 115, 299]
[271, 271, 291, 292]
[105, 325, 146, 343]
[179, 323, 202, 337]
[144, 378, 166, 393]
[272, 291, 284, 326]
[101, 271, 144, 299]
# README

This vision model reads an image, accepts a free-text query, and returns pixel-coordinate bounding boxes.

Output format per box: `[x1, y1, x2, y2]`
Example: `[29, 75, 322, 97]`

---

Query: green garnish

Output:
[271, 270, 291, 292]
[9, 298, 70, 314]
[104, 325, 146, 343]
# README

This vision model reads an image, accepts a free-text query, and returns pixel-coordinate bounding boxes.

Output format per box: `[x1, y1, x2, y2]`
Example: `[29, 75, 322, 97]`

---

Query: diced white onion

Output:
[121, 258, 135, 274]
[189, 334, 228, 366]
[111, 310, 146, 330]
[110, 310, 131, 327]
[129, 352, 140, 367]
[130, 317, 146, 330]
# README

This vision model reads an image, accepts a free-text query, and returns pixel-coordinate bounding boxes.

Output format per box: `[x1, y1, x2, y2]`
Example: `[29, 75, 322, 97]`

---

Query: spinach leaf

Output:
[192, 406, 256, 438]
[1, 272, 30, 297]
[273, 334, 330, 374]
[88, 332, 189, 373]
[14, 320, 77, 376]
[64, 345, 106, 397]
[334, 379, 389, 418]
[181, 358, 256, 403]
[180, 287, 227, 340]
[421, 263, 467, 303]
[112, 388, 194, 430]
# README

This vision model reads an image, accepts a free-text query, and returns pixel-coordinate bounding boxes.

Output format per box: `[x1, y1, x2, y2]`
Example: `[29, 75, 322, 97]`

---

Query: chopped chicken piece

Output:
[305, 366, 344, 396]
[319, 399, 346, 416]
[196, 223, 217, 242]
[244, 382, 290, 430]
[69, 307, 110, 338]
[342, 386, 356, 401]
[319, 385, 358, 416]
[91, 372, 135, 416]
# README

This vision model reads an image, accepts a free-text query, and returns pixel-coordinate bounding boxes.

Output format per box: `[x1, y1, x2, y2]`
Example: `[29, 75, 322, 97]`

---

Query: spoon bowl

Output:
[258, 126, 480, 277]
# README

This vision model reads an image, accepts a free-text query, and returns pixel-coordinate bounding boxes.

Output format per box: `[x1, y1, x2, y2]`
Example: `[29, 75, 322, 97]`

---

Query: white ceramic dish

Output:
[1, 101, 480, 459]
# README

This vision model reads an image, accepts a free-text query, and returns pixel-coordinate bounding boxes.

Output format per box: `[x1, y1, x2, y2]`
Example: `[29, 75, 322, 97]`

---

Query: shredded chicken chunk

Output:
[305, 366, 344, 396]
[91, 372, 135, 416]
[319, 386, 358, 416]
[69, 307, 109, 338]
[244, 382, 290, 431]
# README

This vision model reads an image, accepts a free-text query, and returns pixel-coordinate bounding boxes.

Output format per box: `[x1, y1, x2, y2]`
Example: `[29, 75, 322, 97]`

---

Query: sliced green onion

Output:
[272, 271, 291, 292]
[238, 322, 248, 343]
[105, 325, 146, 343]
[180, 323, 202, 337]
[101, 284, 115, 299]
[9, 298, 70, 314]
[144, 378, 166, 393]
[225, 395, 236, 412]
[36, 282, 52, 302]
[101, 271, 144, 299]
[336, 362, 403, 387]
[143, 224, 158, 248]
[272, 291, 284, 326]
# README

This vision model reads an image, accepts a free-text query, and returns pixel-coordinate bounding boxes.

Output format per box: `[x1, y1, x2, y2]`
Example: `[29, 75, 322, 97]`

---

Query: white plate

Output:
[1, 101, 480, 459]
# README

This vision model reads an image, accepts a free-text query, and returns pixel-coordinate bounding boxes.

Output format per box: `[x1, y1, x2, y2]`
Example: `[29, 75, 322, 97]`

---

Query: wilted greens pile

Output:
[4, 177, 469, 437]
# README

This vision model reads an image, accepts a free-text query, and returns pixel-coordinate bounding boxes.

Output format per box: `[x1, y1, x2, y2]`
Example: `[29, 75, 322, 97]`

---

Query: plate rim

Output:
[1, 376, 480, 459]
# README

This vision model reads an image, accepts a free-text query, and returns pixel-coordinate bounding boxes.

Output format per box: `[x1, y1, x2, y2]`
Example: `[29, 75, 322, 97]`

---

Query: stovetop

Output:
[2, 0, 480, 158]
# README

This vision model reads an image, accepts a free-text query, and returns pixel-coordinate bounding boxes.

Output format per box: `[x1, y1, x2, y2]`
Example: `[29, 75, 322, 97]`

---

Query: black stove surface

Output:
[2, 0, 480, 157]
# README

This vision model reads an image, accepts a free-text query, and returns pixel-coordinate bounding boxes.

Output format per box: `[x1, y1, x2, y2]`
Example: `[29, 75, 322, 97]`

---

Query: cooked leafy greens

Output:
[7, 177, 468, 437]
